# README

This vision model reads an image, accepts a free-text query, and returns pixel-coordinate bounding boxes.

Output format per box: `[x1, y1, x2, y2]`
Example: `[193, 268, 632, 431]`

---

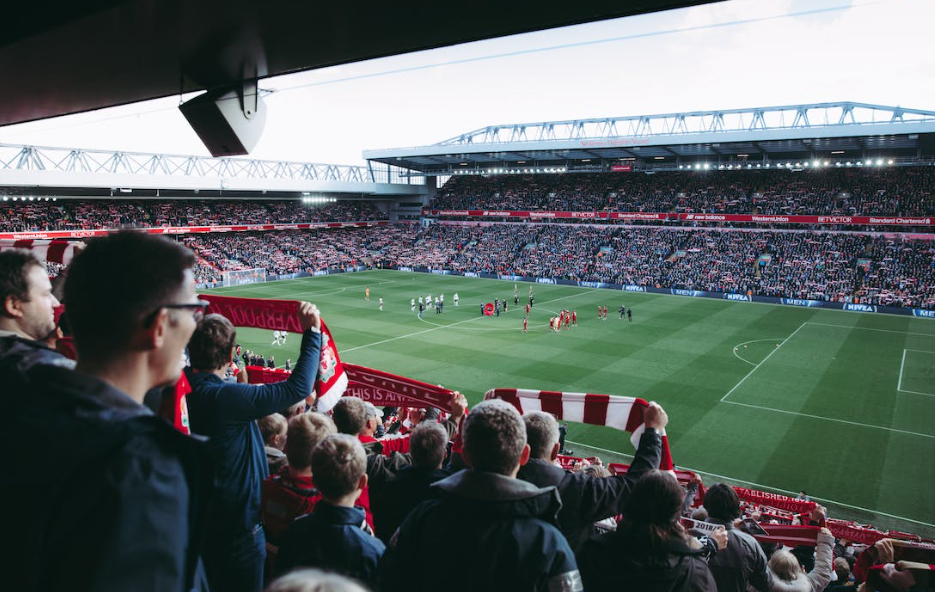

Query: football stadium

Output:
[2, 1, 934, 591]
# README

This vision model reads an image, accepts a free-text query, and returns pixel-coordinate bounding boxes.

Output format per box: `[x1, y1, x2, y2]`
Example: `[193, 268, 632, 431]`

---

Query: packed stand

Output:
[179, 223, 935, 308]
[2, 236, 933, 592]
[0, 199, 387, 232]
[432, 168, 935, 216]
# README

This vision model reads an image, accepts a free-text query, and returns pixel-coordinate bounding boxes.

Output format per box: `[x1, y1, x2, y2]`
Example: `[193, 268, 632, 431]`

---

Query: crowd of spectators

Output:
[432, 168, 935, 217]
[185, 224, 933, 308]
[3, 233, 933, 592]
[0, 199, 387, 232]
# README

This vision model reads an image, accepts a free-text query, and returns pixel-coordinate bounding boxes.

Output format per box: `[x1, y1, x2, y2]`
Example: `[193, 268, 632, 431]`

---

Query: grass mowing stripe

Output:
[720, 321, 808, 402]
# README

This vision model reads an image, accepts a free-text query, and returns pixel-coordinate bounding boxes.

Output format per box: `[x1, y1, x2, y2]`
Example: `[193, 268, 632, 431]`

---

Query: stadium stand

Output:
[172, 224, 934, 309]
[0, 199, 387, 232]
[431, 169, 935, 217]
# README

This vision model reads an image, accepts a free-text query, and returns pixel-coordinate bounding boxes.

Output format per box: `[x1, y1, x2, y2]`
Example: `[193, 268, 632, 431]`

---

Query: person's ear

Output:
[354, 472, 368, 501]
[142, 308, 169, 349]
[3, 295, 24, 319]
[519, 443, 531, 466]
[550, 441, 560, 461]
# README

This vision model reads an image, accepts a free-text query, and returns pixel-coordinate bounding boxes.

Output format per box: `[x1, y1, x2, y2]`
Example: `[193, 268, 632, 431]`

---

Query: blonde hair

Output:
[769, 549, 802, 582]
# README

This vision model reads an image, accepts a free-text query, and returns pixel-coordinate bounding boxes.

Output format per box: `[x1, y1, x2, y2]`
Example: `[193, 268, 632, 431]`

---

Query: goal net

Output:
[222, 268, 267, 287]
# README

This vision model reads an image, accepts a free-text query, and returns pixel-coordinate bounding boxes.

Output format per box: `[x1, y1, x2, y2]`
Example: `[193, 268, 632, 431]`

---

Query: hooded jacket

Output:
[2, 364, 213, 592]
[379, 469, 582, 592]
[579, 527, 718, 592]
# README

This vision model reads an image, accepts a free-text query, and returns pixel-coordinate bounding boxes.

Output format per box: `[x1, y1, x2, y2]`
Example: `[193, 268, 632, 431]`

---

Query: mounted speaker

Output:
[180, 86, 266, 157]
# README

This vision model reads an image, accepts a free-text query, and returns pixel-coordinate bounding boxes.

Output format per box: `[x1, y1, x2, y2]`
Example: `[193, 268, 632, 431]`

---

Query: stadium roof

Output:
[363, 102, 935, 175]
[0, 0, 722, 127]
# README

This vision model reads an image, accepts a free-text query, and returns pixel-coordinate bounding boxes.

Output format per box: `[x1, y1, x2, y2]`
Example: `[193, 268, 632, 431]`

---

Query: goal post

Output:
[222, 268, 267, 287]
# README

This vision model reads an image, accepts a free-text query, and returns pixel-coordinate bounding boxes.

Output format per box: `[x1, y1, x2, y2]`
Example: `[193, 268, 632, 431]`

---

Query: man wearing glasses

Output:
[185, 301, 322, 592]
[3, 231, 214, 592]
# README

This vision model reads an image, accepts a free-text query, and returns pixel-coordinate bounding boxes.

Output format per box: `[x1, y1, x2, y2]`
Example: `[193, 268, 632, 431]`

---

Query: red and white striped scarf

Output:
[484, 388, 674, 470]
[0, 239, 81, 265]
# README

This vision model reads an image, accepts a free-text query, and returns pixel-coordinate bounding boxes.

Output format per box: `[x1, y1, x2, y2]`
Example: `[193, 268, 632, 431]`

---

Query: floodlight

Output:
[887, 159, 894, 165]
[875, 159, 883, 166]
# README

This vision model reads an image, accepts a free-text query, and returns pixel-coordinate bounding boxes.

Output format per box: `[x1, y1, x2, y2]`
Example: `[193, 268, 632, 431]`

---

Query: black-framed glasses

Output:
[146, 299, 210, 325]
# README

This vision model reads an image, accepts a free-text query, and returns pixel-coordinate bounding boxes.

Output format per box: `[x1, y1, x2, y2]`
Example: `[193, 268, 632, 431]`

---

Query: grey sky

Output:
[1, 0, 931, 165]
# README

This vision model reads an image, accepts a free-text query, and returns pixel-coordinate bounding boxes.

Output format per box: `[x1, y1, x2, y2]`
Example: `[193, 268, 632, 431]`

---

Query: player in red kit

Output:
[523, 317, 528, 333]
[564, 311, 570, 329]
[597, 305, 602, 320]
[572, 310, 577, 326]
[525, 303, 530, 315]
[602, 305, 608, 320]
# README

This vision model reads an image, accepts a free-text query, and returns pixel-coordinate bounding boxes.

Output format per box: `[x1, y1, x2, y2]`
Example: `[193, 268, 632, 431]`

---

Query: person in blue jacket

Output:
[186, 302, 322, 592]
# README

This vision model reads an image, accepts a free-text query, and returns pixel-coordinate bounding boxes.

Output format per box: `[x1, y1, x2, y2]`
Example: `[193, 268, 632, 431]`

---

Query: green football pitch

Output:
[203, 269, 935, 536]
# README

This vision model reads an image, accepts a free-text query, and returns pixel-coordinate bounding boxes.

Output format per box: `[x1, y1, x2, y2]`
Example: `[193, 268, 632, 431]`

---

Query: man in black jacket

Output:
[379, 399, 582, 592]
[370, 420, 452, 544]
[517, 403, 667, 553]
[2, 231, 214, 592]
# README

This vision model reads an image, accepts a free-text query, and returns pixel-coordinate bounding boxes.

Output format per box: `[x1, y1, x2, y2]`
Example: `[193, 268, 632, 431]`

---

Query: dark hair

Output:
[331, 397, 367, 436]
[285, 413, 336, 469]
[523, 411, 559, 459]
[311, 434, 366, 499]
[703, 483, 742, 521]
[63, 231, 195, 357]
[463, 399, 526, 475]
[410, 421, 448, 469]
[187, 314, 236, 370]
[0, 249, 44, 310]
[620, 470, 686, 549]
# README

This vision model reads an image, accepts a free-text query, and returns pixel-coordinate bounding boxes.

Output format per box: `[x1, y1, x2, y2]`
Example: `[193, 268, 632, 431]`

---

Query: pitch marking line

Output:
[720, 322, 808, 402]
[343, 290, 596, 353]
[564, 439, 935, 529]
[721, 400, 934, 439]
[731, 339, 785, 366]
[897, 349, 935, 398]
[806, 322, 935, 338]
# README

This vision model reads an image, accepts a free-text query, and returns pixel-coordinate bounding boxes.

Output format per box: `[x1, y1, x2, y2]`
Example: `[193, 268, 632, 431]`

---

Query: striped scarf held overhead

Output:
[0, 239, 82, 265]
[484, 388, 674, 470]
